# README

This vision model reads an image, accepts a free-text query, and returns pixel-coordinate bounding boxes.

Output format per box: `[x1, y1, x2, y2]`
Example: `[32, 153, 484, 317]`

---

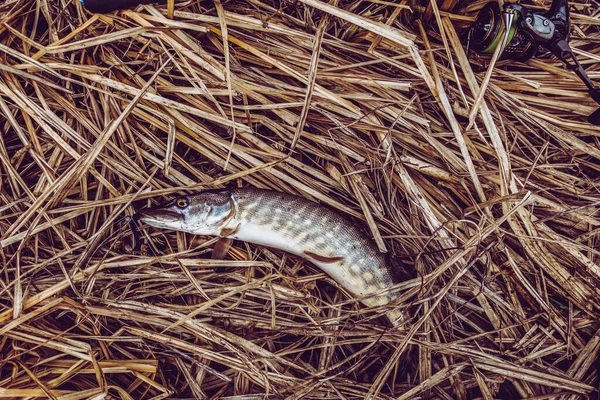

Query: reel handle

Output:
[587, 88, 600, 125]
[549, 40, 600, 124]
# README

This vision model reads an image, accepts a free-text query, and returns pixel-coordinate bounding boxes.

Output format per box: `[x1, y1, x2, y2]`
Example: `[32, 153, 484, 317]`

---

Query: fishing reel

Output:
[466, 0, 600, 125]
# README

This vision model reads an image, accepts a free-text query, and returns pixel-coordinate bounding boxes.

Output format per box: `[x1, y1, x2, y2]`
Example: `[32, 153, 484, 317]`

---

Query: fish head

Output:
[136, 191, 235, 236]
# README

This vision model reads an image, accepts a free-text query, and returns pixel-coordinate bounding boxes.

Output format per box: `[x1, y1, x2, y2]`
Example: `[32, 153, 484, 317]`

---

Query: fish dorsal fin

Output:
[212, 238, 233, 259]
[304, 250, 344, 264]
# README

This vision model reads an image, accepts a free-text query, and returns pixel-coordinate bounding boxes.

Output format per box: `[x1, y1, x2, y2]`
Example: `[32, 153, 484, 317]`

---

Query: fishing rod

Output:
[82, 0, 600, 124]
[81, 0, 166, 13]
[465, 0, 600, 125]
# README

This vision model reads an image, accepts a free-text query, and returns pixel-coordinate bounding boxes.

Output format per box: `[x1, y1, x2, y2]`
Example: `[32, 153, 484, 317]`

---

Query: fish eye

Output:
[175, 197, 189, 209]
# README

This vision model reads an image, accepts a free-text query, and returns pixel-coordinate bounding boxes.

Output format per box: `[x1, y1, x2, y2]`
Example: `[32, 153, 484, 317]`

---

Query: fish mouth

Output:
[134, 209, 183, 225]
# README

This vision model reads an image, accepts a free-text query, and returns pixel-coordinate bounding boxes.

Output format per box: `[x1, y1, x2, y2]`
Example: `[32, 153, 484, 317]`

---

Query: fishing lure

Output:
[135, 188, 404, 324]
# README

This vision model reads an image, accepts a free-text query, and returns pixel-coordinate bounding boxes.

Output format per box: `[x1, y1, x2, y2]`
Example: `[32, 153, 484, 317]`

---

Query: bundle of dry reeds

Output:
[1, 0, 600, 398]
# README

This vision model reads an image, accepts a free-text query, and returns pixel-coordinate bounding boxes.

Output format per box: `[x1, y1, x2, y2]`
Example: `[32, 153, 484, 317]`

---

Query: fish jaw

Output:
[136, 209, 187, 231]
[137, 208, 224, 236]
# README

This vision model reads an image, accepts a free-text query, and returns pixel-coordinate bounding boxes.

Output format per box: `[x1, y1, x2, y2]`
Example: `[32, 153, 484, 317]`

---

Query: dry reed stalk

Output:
[1, 0, 600, 398]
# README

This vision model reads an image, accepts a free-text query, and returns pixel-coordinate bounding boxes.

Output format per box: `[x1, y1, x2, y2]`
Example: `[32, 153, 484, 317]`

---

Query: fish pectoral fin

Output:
[303, 250, 344, 264]
[220, 223, 240, 237]
[212, 238, 233, 259]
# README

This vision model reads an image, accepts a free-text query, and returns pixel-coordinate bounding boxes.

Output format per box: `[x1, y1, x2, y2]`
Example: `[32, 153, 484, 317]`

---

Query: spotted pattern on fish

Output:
[136, 188, 403, 324]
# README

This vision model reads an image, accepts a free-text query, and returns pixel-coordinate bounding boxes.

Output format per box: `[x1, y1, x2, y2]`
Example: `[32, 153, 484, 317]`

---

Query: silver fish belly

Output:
[136, 188, 402, 324]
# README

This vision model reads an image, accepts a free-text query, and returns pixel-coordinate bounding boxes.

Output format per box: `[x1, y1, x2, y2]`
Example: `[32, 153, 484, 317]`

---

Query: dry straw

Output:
[1, 0, 600, 398]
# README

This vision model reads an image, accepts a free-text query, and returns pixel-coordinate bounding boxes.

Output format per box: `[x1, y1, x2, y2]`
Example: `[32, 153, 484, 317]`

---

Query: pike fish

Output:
[135, 188, 403, 324]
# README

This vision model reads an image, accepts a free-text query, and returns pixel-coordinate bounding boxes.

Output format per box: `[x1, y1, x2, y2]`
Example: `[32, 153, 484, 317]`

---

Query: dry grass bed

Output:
[1, 0, 600, 398]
